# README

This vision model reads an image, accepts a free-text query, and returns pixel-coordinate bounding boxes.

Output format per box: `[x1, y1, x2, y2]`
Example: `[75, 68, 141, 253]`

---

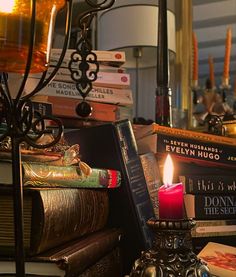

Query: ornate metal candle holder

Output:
[130, 219, 211, 277]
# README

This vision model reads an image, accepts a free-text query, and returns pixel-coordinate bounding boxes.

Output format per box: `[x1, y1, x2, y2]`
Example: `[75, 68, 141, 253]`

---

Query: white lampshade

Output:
[97, 4, 176, 68]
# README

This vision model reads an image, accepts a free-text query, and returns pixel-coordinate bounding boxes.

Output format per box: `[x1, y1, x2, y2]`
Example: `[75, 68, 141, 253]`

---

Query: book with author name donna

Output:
[184, 194, 236, 220]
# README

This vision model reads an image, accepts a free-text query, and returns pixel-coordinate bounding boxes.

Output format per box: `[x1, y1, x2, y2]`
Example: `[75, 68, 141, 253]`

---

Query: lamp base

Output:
[130, 219, 211, 277]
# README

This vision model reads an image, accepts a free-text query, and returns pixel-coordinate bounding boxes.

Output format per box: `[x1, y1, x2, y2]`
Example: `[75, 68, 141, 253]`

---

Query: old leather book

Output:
[0, 228, 123, 276]
[0, 187, 109, 256]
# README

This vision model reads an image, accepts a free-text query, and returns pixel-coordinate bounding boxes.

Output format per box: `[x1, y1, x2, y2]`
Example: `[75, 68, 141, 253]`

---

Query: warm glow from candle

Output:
[0, 0, 15, 13]
[163, 154, 173, 187]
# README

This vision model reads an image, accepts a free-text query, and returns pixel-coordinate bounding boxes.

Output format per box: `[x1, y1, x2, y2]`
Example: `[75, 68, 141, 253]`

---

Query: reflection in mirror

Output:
[192, 0, 236, 135]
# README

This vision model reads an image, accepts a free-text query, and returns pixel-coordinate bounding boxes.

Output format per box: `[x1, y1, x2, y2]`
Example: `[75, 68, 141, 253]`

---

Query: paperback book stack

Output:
[133, 123, 236, 253]
[0, 147, 123, 276]
[24, 49, 134, 128]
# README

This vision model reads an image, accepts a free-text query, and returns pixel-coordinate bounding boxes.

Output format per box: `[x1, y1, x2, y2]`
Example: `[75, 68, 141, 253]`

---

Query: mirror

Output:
[192, 0, 236, 134]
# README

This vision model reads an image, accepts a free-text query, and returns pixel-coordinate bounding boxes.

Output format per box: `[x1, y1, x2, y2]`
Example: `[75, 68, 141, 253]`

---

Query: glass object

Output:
[0, 0, 65, 73]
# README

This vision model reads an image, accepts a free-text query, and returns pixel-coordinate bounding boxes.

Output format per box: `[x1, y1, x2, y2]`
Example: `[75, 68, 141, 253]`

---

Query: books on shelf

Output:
[197, 242, 236, 277]
[180, 175, 236, 194]
[0, 228, 123, 277]
[64, 119, 155, 274]
[184, 193, 236, 220]
[29, 81, 133, 106]
[0, 160, 121, 188]
[50, 48, 126, 67]
[23, 48, 134, 126]
[0, 187, 109, 256]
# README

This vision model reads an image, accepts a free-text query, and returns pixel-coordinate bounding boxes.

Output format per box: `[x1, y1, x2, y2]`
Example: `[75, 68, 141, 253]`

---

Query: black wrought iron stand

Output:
[155, 0, 172, 127]
[0, 1, 115, 276]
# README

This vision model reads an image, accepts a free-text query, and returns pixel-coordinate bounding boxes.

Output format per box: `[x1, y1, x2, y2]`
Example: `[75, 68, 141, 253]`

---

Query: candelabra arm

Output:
[15, 0, 36, 103]
[23, 0, 74, 101]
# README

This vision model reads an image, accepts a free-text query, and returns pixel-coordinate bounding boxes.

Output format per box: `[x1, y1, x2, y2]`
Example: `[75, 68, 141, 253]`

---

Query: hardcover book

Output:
[184, 193, 236, 220]
[191, 219, 236, 238]
[0, 187, 109, 255]
[133, 123, 236, 169]
[30, 95, 133, 122]
[64, 119, 155, 274]
[180, 175, 236, 194]
[0, 228, 123, 277]
[0, 160, 121, 188]
[197, 242, 236, 277]
[30, 81, 134, 106]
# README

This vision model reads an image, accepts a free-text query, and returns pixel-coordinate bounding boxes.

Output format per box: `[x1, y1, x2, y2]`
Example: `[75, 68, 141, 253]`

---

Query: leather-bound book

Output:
[0, 228, 123, 276]
[0, 187, 109, 256]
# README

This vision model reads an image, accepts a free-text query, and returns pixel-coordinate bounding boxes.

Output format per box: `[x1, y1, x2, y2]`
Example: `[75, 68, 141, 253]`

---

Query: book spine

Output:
[31, 101, 52, 116]
[156, 133, 236, 168]
[184, 194, 236, 219]
[22, 162, 121, 188]
[29, 69, 130, 88]
[50, 49, 126, 65]
[26, 79, 133, 106]
[43, 96, 119, 121]
[79, 247, 122, 277]
[153, 123, 236, 146]
[115, 120, 155, 248]
[32, 189, 109, 255]
[140, 152, 162, 218]
[0, 188, 109, 255]
[180, 175, 236, 194]
[191, 220, 236, 237]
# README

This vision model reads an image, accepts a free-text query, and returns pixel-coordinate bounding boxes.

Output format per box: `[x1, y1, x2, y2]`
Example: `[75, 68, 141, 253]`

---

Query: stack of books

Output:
[0, 153, 123, 276]
[24, 49, 134, 128]
[133, 123, 236, 252]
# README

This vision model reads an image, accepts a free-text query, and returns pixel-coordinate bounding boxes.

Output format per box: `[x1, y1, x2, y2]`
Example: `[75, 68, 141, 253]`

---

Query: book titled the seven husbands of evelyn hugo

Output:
[64, 119, 156, 275]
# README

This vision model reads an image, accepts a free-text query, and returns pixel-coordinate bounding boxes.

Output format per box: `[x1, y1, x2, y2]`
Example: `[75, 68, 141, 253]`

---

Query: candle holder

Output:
[130, 219, 211, 277]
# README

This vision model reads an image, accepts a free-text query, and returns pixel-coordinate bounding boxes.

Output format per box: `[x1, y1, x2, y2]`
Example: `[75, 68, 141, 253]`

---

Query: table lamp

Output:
[97, 3, 176, 120]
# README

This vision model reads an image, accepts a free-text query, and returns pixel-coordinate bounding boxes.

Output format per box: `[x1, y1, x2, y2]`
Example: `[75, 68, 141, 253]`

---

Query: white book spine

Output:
[29, 68, 130, 89]
[25, 79, 133, 106]
[50, 48, 126, 63]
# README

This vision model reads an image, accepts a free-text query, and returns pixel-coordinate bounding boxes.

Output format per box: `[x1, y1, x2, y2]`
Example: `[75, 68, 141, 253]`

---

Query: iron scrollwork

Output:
[68, 0, 115, 117]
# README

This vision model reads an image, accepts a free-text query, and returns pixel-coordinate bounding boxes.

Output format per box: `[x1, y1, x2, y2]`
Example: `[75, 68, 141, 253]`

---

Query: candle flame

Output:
[0, 0, 15, 13]
[163, 154, 174, 187]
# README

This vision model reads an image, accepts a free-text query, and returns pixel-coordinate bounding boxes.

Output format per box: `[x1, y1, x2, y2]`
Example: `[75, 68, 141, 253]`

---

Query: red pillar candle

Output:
[158, 154, 184, 219]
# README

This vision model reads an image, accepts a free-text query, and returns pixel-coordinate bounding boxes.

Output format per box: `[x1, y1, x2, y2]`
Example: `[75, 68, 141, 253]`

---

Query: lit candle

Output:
[158, 154, 184, 219]
[208, 55, 215, 89]
[223, 27, 232, 85]
[192, 32, 199, 88]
